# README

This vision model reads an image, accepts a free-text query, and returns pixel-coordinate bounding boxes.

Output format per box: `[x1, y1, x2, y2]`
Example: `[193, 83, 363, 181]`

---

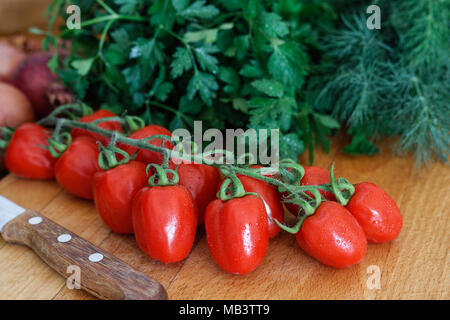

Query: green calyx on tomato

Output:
[123, 115, 146, 134]
[46, 133, 72, 158]
[277, 160, 325, 222]
[45, 119, 73, 158]
[277, 158, 305, 188]
[329, 163, 355, 206]
[146, 163, 179, 187]
[217, 175, 246, 201]
[279, 163, 357, 234]
[218, 168, 283, 239]
[218, 165, 269, 202]
[97, 135, 134, 170]
[274, 194, 320, 235]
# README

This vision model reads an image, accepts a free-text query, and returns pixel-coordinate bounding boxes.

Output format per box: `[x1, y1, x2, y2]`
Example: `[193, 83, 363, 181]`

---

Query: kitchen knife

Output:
[0, 195, 167, 300]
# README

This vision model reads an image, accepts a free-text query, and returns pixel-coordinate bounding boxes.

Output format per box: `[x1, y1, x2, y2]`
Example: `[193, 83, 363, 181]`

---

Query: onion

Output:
[0, 41, 26, 82]
[0, 82, 35, 127]
[12, 52, 72, 119]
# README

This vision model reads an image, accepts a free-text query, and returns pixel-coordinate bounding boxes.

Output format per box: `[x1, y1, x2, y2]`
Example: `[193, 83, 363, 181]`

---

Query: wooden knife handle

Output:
[2, 210, 168, 300]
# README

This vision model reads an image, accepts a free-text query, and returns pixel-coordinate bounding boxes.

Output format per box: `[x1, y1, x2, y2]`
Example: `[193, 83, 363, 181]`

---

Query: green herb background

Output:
[41, 0, 449, 168]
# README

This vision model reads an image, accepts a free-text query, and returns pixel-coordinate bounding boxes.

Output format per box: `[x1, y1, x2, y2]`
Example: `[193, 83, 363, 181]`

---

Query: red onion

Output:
[12, 52, 73, 119]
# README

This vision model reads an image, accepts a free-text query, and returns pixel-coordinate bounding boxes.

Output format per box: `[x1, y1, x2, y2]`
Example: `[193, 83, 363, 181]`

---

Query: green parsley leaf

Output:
[280, 132, 305, 160]
[179, 96, 203, 115]
[343, 128, 379, 156]
[71, 57, 96, 76]
[170, 47, 192, 78]
[268, 41, 308, 89]
[171, 0, 190, 12]
[251, 79, 284, 98]
[114, 0, 139, 15]
[193, 45, 219, 73]
[257, 12, 289, 38]
[187, 71, 218, 106]
[178, 0, 219, 20]
[248, 96, 295, 131]
[240, 60, 264, 78]
[219, 66, 240, 95]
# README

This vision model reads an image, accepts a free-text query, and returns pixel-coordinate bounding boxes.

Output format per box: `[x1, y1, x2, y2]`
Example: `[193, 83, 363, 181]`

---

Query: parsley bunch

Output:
[43, 0, 338, 161]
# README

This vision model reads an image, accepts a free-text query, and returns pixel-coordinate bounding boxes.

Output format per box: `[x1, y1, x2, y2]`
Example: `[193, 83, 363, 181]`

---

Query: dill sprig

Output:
[315, 14, 391, 128]
[391, 0, 450, 76]
[314, 1, 449, 169]
[381, 67, 450, 168]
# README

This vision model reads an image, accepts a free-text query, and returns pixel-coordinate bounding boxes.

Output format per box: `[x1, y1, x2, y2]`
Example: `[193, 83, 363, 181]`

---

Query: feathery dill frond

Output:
[313, 4, 449, 168]
[381, 66, 450, 168]
[391, 0, 450, 75]
[315, 14, 391, 128]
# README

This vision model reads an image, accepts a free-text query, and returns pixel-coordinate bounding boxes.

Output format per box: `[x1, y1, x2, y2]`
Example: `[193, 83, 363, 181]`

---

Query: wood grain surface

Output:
[0, 0, 55, 35]
[0, 141, 448, 300]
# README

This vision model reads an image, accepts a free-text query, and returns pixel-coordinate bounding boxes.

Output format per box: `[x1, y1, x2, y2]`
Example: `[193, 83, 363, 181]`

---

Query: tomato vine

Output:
[3, 103, 356, 232]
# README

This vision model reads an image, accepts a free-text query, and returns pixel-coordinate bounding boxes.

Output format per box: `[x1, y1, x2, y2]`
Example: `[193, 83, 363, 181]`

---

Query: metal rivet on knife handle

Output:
[28, 216, 43, 225]
[89, 253, 104, 262]
[57, 234, 72, 243]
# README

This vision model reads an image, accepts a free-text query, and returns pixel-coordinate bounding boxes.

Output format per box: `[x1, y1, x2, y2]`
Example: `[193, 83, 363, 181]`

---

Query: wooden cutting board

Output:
[0, 140, 448, 300]
[0, 0, 55, 35]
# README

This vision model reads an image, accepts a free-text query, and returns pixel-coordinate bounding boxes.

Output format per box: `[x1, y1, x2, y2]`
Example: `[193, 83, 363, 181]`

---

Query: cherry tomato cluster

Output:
[1, 109, 403, 275]
[284, 166, 403, 269]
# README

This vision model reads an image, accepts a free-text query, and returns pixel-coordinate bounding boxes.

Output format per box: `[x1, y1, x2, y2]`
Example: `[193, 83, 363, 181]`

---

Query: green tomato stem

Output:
[33, 104, 351, 230]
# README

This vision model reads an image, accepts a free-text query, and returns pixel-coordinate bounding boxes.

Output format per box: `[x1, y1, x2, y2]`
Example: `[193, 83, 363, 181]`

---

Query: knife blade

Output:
[0, 195, 167, 300]
[0, 195, 26, 232]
